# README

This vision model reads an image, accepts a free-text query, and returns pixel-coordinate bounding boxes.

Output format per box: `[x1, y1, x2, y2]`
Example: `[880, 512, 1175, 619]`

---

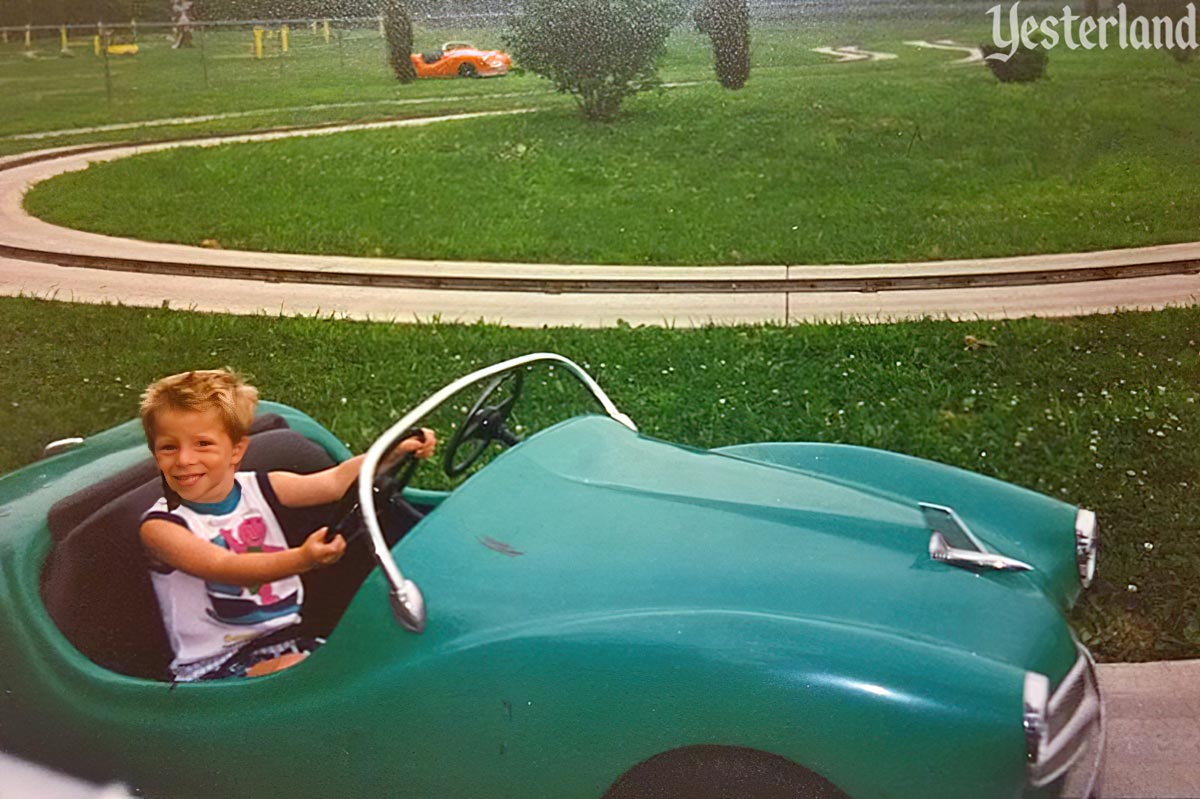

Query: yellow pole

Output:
[25, 24, 32, 48]
[323, 19, 330, 44]
[253, 26, 263, 59]
[94, 34, 101, 55]
[60, 25, 69, 54]
[280, 24, 289, 53]
[378, 16, 384, 36]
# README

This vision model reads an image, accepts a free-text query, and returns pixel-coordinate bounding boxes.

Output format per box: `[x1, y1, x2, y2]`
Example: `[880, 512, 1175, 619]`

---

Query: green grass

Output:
[2, 297, 1198, 663]
[0, 24, 557, 155]
[19, 22, 1200, 265]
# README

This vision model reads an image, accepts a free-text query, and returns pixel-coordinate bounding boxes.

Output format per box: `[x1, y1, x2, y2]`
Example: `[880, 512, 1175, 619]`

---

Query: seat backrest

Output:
[40, 415, 338, 680]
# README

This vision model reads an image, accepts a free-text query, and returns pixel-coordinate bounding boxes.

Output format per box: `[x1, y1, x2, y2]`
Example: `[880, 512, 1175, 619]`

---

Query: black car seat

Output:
[39, 415, 352, 681]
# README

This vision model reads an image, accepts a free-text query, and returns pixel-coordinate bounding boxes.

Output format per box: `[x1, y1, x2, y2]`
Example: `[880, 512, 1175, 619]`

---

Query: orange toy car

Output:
[411, 42, 512, 78]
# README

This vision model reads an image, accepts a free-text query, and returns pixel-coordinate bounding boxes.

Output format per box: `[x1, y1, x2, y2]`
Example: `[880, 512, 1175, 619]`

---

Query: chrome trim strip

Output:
[1048, 654, 1088, 717]
[42, 437, 84, 458]
[1081, 646, 1107, 799]
[358, 352, 635, 631]
[1075, 509, 1098, 588]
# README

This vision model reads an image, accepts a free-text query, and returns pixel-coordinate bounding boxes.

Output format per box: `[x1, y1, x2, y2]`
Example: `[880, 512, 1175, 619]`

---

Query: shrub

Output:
[694, 0, 750, 89]
[505, 0, 683, 121]
[1124, 0, 1196, 61]
[980, 42, 1049, 82]
[382, 0, 417, 83]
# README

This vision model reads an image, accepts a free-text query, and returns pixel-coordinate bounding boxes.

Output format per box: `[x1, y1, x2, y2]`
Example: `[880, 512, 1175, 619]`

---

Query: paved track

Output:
[6, 254, 1200, 327]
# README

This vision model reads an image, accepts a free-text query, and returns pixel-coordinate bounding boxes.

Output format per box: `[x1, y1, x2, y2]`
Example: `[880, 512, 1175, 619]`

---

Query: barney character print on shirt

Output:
[204, 515, 300, 625]
[233, 516, 270, 551]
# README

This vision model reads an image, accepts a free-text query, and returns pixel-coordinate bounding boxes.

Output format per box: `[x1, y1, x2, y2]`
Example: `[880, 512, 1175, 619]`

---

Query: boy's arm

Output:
[141, 519, 344, 587]
[268, 428, 437, 508]
[268, 455, 365, 509]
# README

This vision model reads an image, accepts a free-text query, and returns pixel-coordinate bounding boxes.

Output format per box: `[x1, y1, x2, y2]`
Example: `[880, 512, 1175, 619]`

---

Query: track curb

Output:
[1, 240, 1198, 295]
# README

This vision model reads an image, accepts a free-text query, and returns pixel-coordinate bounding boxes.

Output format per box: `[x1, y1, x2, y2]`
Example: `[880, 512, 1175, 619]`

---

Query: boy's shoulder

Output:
[141, 502, 189, 531]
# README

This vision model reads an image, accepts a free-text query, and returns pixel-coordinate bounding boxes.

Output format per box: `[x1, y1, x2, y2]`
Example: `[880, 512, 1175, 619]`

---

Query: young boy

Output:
[139, 369, 435, 682]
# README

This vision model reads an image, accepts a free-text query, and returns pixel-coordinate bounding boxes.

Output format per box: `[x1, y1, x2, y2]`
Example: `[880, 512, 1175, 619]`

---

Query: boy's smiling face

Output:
[151, 407, 248, 504]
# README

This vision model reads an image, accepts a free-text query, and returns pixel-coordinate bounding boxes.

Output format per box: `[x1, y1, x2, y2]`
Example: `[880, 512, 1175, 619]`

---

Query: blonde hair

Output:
[140, 369, 259, 448]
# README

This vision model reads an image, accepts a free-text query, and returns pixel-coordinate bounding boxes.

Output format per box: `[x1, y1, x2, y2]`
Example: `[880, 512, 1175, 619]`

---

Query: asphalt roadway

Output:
[0, 124, 1199, 797]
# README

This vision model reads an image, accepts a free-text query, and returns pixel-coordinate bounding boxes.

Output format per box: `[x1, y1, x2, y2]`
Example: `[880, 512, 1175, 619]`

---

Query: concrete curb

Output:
[1096, 659, 1200, 798]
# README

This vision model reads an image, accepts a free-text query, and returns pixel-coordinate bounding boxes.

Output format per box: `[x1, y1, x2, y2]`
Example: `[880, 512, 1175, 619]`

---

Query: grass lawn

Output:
[1, 297, 1198, 663]
[0, 23, 557, 156]
[17, 21, 1200, 265]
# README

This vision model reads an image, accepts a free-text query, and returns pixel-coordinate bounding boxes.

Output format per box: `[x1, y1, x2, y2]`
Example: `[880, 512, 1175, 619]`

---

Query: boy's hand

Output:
[302, 527, 346, 569]
[390, 427, 437, 463]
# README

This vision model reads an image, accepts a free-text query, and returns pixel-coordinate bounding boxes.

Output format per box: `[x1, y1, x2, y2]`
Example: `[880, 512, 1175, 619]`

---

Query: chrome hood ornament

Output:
[922, 502, 1034, 573]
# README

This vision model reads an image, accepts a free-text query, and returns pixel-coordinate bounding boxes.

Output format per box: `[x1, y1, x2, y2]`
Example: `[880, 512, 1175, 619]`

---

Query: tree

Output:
[694, 0, 750, 89]
[505, 0, 683, 121]
[382, 0, 417, 82]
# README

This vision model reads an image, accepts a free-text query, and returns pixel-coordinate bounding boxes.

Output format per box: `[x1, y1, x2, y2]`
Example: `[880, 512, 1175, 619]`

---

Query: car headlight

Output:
[1075, 509, 1098, 588]
[1023, 670, 1050, 764]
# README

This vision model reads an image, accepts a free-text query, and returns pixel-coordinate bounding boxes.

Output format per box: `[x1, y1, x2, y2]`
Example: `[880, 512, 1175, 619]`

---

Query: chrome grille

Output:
[1048, 660, 1087, 736]
[1029, 647, 1104, 792]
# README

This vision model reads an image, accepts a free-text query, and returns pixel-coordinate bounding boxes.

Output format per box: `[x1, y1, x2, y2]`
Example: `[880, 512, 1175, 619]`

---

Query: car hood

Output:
[399, 416, 1075, 675]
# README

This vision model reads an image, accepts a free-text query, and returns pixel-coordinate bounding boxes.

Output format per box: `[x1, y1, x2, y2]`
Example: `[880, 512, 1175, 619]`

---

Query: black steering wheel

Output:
[325, 428, 426, 544]
[443, 370, 524, 478]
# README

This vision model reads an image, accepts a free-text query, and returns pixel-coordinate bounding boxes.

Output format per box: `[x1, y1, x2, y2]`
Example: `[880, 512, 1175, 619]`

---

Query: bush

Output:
[382, 0, 417, 83]
[1124, 0, 1196, 61]
[980, 42, 1049, 82]
[694, 0, 750, 89]
[505, 0, 683, 121]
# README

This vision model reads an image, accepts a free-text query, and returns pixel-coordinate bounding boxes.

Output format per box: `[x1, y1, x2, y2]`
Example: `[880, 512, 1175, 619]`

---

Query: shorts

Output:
[176, 626, 323, 682]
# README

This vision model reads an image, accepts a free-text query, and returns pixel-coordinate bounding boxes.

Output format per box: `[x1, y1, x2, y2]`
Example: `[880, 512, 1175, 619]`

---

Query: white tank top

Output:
[144, 472, 303, 677]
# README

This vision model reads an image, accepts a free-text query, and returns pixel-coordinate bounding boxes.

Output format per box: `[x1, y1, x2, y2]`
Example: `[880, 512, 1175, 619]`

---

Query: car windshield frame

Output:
[355, 352, 636, 632]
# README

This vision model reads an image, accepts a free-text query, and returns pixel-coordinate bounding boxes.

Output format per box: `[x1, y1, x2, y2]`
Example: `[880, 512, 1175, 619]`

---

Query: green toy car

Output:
[0, 353, 1103, 798]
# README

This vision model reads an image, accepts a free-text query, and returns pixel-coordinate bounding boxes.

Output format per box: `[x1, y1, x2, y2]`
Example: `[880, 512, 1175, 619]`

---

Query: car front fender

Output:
[411, 607, 1036, 799]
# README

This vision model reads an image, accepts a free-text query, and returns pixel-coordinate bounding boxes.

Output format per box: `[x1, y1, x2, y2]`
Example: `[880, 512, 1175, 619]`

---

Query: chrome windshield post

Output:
[358, 352, 635, 632]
